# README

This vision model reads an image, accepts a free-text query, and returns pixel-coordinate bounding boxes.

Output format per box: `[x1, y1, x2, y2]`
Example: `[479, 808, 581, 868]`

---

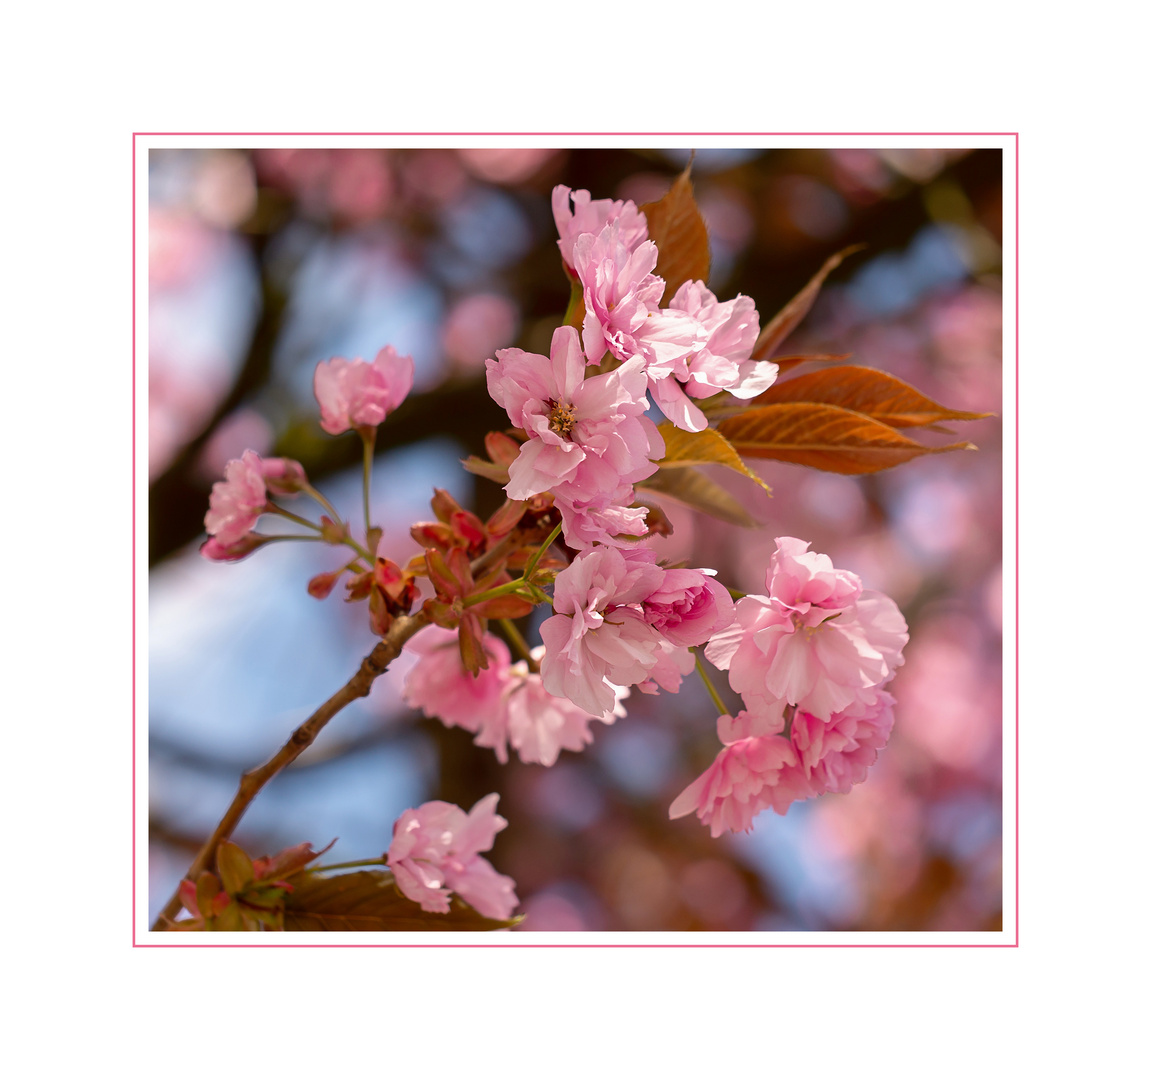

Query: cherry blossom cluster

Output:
[669, 537, 908, 836]
[193, 182, 915, 925]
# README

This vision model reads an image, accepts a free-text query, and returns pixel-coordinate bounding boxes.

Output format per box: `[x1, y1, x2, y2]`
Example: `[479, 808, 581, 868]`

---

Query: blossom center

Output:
[547, 399, 577, 437]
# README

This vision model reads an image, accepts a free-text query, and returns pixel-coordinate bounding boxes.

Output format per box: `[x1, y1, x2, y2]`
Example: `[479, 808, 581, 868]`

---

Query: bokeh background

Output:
[147, 146, 1003, 932]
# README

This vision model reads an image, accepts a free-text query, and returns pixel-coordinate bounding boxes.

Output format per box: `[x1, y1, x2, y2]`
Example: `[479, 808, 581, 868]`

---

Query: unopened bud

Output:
[308, 570, 342, 599]
[200, 534, 265, 562]
[320, 516, 347, 544]
[260, 457, 309, 496]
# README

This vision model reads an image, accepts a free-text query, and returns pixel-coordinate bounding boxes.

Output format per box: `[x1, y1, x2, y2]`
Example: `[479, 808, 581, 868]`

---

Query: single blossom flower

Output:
[706, 538, 908, 720]
[386, 794, 519, 920]
[552, 185, 648, 270]
[635, 640, 696, 695]
[791, 690, 895, 795]
[647, 281, 778, 430]
[313, 345, 414, 435]
[502, 658, 627, 767]
[486, 325, 663, 503]
[669, 707, 813, 837]
[642, 567, 736, 648]
[574, 222, 704, 378]
[203, 449, 268, 547]
[402, 626, 514, 753]
[539, 546, 666, 715]
[552, 483, 650, 550]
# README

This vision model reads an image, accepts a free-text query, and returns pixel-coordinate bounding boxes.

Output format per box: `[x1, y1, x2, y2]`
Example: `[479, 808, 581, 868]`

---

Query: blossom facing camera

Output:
[485, 324, 662, 504]
[706, 537, 908, 720]
[386, 794, 519, 921]
[203, 449, 268, 548]
[313, 345, 415, 435]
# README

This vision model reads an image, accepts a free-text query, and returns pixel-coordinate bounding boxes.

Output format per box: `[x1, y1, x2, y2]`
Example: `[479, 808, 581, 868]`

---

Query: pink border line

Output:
[132, 132, 1017, 944]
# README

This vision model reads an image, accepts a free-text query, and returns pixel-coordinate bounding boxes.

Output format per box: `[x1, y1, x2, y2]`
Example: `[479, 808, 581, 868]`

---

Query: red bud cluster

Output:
[170, 840, 333, 932]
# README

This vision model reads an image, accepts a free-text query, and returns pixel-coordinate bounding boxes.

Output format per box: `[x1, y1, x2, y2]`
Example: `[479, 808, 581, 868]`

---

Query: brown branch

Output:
[151, 609, 430, 930]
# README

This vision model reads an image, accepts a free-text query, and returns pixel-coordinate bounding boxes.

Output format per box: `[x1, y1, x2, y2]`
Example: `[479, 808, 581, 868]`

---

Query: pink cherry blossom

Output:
[552, 185, 648, 270]
[553, 483, 650, 550]
[203, 449, 268, 547]
[503, 661, 625, 767]
[669, 707, 813, 837]
[646, 281, 778, 429]
[642, 567, 736, 648]
[636, 641, 695, 695]
[199, 534, 265, 562]
[386, 794, 519, 920]
[574, 223, 704, 378]
[539, 546, 666, 716]
[706, 538, 908, 719]
[402, 626, 514, 757]
[667, 280, 778, 401]
[313, 345, 414, 435]
[791, 690, 895, 794]
[486, 325, 663, 503]
[259, 457, 309, 496]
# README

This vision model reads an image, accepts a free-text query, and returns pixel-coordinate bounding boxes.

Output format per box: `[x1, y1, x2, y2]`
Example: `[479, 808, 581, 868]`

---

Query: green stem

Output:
[259, 533, 327, 545]
[499, 618, 538, 671]
[463, 578, 533, 607]
[360, 427, 376, 537]
[522, 521, 563, 582]
[302, 483, 342, 525]
[266, 503, 322, 532]
[692, 650, 730, 718]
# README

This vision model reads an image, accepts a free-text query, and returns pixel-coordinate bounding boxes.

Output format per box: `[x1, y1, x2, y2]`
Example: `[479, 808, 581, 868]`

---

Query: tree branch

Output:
[150, 608, 430, 930]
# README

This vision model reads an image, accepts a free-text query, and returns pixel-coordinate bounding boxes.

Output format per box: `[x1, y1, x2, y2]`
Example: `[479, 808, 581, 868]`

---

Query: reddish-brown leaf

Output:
[718, 403, 975, 475]
[770, 352, 853, 377]
[637, 466, 757, 526]
[751, 245, 865, 360]
[640, 165, 710, 299]
[751, 366, 994, 428]
[656, 422, 770, 493]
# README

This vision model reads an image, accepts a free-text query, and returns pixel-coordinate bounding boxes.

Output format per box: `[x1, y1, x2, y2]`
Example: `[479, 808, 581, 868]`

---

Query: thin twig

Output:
[151, 609, 430, 930]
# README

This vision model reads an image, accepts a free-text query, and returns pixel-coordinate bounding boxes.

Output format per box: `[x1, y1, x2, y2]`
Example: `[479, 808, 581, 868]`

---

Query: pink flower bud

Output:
[200, 534, 265, 562]
[260, 457, 309, 495]
[307, 570, 342, 599]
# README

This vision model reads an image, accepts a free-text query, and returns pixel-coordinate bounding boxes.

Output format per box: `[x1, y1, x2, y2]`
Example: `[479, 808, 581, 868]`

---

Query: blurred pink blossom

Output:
[313, 345, 414, 435]
[402, 627, 513, 751]
[458, 148, 559, 185]
[441, 293, 520, 370]
[203, 449, 268, 547]
[669, 708, 811, 837]
[386, 794, 519, 920]
[504, 664, 622, 767]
